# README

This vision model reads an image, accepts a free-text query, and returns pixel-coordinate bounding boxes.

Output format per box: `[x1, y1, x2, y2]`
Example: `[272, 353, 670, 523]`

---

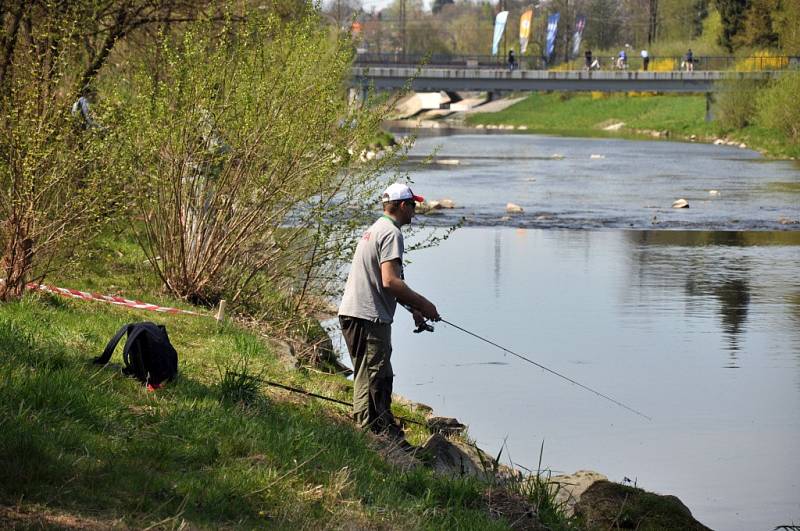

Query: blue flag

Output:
[545, 13, 560, 60]
[492, 11, 509, 56]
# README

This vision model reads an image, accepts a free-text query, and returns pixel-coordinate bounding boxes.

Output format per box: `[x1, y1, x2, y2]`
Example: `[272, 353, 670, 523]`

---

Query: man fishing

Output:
[338, 183, 440, 444]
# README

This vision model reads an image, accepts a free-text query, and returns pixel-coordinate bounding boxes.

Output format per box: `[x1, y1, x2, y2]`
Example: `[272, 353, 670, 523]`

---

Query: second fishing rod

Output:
[402, 304, 651, 421]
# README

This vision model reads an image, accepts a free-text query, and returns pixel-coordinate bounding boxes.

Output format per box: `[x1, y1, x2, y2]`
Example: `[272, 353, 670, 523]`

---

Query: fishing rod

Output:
[407, 309, 651, 421]
[231, 373, 425, 427]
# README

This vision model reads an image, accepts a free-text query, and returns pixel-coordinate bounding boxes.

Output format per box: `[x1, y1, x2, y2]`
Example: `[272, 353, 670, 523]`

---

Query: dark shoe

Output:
[376, 423, 417, 452]
[383, 423, 405, 441]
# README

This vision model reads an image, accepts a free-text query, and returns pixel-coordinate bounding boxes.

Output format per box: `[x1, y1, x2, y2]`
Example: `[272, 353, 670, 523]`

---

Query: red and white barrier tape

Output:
[26, 282, 208, 317]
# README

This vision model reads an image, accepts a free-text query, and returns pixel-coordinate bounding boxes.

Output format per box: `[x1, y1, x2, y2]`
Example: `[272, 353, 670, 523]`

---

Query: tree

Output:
[443, 3, 493, 55]
[432, 0, 454, 15]
[714, 0, 748, 51]
[583, 0, 622, 50]
[773, 0, 800, 53]
[735, 0, 779, 49]
[322, 0, 364, 28]
[658, 0, 709, 41]
[620, 0, 651, 47]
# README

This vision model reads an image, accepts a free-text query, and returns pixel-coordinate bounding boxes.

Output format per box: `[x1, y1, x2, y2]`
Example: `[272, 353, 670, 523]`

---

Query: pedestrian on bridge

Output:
[641, 49, 650, 71]
[616, 49, 628, 69]
[508, 49, 516, 72]
[685, 48, 694, 72]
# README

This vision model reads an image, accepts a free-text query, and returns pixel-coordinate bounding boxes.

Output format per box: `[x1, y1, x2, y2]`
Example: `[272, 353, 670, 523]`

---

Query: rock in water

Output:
[574, 480, 712, 530]
[426, 416, 466, 435]
[672, 198, 689, 208]
[421, 434, 491, 480]
[506, 202, 524, 214]
[550, 470, 608, 516]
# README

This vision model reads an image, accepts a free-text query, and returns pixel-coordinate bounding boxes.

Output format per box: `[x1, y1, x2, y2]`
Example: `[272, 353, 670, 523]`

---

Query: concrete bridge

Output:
[351, 66, 783, 93]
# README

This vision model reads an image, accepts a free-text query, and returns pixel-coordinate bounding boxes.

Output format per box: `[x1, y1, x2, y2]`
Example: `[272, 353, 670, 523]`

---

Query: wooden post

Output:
[215, 299, 227, 323]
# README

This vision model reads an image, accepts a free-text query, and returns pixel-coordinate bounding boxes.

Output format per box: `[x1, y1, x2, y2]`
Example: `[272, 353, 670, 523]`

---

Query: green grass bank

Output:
[465, 92, 800, 159]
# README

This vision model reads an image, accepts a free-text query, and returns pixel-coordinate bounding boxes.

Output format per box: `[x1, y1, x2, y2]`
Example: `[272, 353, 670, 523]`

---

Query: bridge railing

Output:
[354, 52, 800, 72]
[354, 53, 549, 70]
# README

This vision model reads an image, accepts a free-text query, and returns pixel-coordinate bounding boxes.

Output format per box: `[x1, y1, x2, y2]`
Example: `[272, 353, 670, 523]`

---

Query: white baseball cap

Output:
[381, 183, 424, 203]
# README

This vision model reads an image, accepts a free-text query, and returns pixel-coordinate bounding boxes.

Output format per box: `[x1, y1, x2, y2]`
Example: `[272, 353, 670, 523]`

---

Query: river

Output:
[353, 133, 800, 530]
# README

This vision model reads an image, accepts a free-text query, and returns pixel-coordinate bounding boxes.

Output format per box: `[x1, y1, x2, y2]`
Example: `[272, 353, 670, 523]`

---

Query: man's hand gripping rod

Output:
[400, 303, 435, 333]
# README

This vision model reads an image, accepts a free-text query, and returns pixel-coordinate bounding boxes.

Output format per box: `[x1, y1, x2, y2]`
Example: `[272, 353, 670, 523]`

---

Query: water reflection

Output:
[493, 229, 501, 299]
[627, 230, 800, 247]
[714, 279, 750, 362]
[623, 230, 800, 365]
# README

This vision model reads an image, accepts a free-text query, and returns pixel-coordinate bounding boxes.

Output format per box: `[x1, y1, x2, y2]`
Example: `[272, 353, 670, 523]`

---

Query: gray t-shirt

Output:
[339, 216, 404, 323]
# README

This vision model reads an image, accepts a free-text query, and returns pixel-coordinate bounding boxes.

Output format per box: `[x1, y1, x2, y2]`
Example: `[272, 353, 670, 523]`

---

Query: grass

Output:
[467, 92, 715, 137]
[0, 228, 568, 529]
[465, 92, 800, 159]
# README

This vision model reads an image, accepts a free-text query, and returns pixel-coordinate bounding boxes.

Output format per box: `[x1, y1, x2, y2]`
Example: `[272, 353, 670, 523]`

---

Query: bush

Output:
[714, 78, 764, 130]
[111, 9, 402, 311]
[757, 71, 800, 145]
[0, 9, 125, 300]
[734, 50, 790, 71]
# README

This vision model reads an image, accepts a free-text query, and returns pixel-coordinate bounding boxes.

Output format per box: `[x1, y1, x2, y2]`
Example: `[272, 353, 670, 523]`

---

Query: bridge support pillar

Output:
[348, 85, 370, 108]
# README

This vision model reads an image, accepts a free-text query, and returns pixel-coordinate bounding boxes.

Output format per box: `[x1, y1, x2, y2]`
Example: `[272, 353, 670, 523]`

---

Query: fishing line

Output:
[437, 317, 652, 421]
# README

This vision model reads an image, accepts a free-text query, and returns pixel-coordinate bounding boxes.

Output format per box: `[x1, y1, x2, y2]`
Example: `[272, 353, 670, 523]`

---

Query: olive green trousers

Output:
[339, 316, 394, 432]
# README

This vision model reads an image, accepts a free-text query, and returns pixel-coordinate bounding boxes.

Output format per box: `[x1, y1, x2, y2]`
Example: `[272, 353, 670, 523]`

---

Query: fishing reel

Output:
[401, 302, 435, 333]
[413, 319, 434, 334]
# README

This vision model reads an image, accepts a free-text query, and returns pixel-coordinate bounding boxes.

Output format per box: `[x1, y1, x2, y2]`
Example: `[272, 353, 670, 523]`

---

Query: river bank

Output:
[389, 91, 800, 160]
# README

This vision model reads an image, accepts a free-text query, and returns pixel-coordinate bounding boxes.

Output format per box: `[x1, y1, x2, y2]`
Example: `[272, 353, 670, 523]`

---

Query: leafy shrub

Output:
[650, 58, 680, 72]
[0, 10, 125, 300]
[112, 9, 403, 310]
[714, 78, 764, 129]
[735, 50, 790, 71]
[757, 71, 800, 145]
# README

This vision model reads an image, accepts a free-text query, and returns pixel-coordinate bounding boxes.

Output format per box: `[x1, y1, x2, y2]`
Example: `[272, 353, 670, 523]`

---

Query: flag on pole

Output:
[492, 11, 509, 55]
[571, 15, 586, 58]
[519, 9, 534, 54]
[545, 13, 560, 60]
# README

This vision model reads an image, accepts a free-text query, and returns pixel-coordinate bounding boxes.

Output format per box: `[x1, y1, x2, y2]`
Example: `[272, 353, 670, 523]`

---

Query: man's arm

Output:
[380, 259, 440, 321]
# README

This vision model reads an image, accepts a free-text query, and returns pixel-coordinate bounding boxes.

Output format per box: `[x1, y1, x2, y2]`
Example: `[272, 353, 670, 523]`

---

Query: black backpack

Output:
[95, 322, 179, 386]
